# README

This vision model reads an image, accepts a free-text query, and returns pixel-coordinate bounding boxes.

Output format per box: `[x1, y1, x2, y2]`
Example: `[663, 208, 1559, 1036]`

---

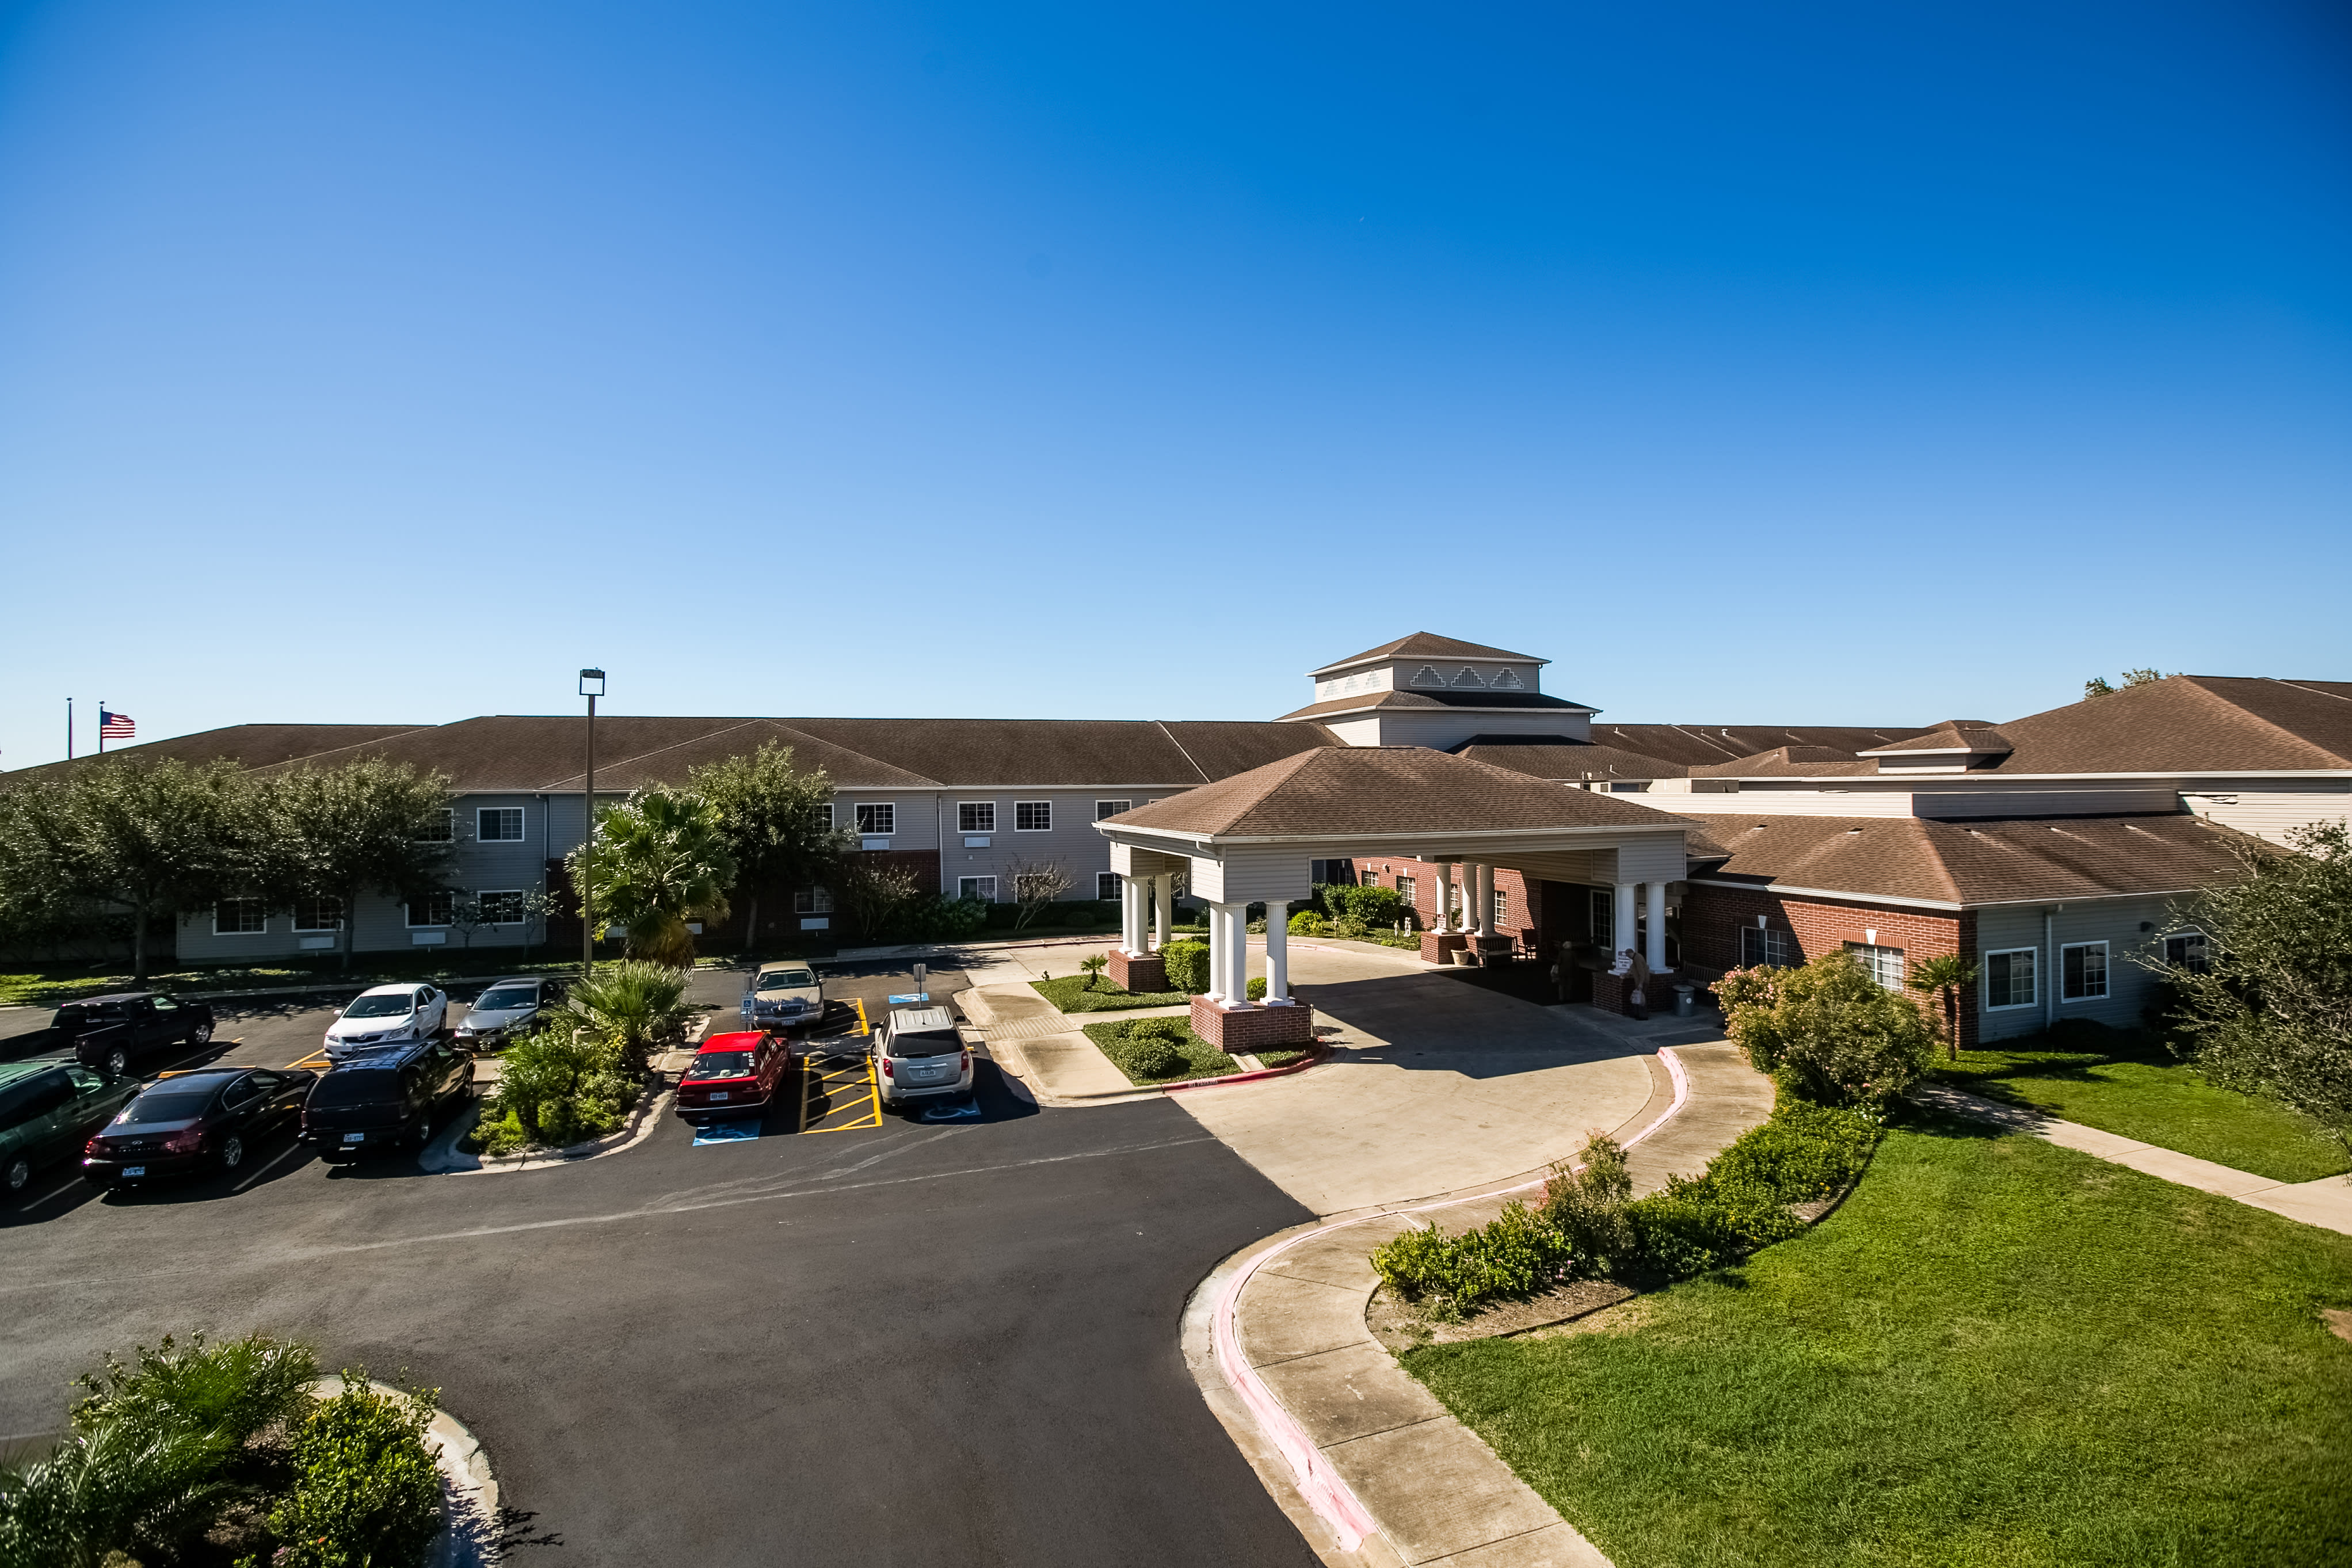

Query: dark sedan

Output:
[82, 1067, 316, 1188]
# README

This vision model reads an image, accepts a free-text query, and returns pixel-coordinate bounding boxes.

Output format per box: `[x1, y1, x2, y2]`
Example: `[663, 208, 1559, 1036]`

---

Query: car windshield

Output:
[342, 994, 413, 1018]
[119, 1090, 214, 1124]
[890, 1031, 960, 1059]
[755, 969, 815, 991]
[475, 987, 536, 1011]
[309, 1070, 402, 1108]
[684, 1051, 757, 1081]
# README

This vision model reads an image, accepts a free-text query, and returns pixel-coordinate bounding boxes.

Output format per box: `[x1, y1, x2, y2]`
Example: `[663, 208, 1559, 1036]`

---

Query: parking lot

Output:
[3, 957, 1319, 1567]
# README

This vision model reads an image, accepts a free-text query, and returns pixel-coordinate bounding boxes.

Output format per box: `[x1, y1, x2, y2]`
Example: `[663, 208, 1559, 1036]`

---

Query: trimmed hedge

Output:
[1161, 940, 1211, 994]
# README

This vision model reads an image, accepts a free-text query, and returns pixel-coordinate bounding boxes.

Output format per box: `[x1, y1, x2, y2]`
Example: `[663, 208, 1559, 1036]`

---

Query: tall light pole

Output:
[580, 668, 605, 976]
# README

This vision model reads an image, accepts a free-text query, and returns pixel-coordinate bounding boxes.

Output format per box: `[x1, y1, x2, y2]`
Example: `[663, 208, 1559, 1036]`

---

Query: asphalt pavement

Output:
[0, 959, 1321, 1566]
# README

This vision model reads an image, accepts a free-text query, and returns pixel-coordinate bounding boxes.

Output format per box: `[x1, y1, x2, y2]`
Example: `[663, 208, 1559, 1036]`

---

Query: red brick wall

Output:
[1347, 857, 1533, 938]
[1190, 994, 1317, 1051]
[1680, 883, 1977, 1047]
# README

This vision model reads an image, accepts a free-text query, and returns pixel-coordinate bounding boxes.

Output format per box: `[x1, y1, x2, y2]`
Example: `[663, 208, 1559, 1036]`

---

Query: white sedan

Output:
[325, 983, 449, 1060]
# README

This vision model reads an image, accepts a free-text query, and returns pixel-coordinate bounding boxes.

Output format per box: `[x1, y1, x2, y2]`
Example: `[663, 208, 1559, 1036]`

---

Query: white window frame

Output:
[853, 802, 895, 837]
[1096, 872, 1120, 901]
[2061, 940, 2109, 1002]
[1740, 928, 1794, 967]
[958, 876, 997, 903]
[477, 806, 526, 843]
[416, 808, 456, 844]
[291, 895, 343, 932]
[406, 890, 455, 929]
[958, 802, 996, 834]
[1843, 941, 1906, 991]
[1984, 948, 2038, 1010]
[1492, 888, 1510, 927]
[2162, 929, 2209, 971]
[794, 886, 834, 915]
[815, 803, 834, 831]
[1015, 800, 1052, 832]
[1094, 799, 1132, 821]
[479, 890, 527, 926]
[212, 898, 268, 936]
[1396, 875, 1416, 902]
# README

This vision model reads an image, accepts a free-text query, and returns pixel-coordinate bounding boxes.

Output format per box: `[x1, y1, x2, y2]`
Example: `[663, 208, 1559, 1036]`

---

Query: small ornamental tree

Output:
[1078, 953, 1109, 990]
[834, 859, 922, 942]
[1007, 858, 1074, 929]
[688, 741, 852, 957]
[1906, 953, 1977, 1061]
[2153, 820, 2352, 1159]
[1717, 951, 1937, 1107]
[260, 760, 456, 973]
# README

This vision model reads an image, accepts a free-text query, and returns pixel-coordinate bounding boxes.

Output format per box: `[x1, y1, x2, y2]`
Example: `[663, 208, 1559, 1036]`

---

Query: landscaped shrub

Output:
[472, 1024, 637, 1154]
[1372, 1201, 1577, 1319]
[1625, 1174, 1810, 1277]
[566, 959, 691, 1072]
[1161, 940, 1211, 994]
[1246, 976, 1268, 1001]
[1706, 1099, 1879, 1201]
[1717, 952, 1937, 1107]
[1539, 1136, 1637, 1275]
[901, 895, 988, 941]
[1097, 1016, 1202, 1080]
[268, 1376, 443, 1568]
[1288, 910, 1331, 936]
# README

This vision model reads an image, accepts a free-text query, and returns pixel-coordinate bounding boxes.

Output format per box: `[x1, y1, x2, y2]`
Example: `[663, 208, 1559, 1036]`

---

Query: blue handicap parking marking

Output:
[917, 1099, 983, 1123]
[692, 1119, 763, 1146]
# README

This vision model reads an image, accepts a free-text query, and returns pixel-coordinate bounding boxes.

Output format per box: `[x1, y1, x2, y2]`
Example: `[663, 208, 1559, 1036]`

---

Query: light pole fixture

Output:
[580, 668, 605, 975]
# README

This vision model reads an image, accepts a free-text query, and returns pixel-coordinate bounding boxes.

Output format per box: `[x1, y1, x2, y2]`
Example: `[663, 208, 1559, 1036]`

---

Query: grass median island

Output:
[1935, 1032, 2348, 1184]
[1402, 1113, 2352, 1568]
[1029, 973, 1191, 1013]
[1082, 1016, 1240, 1084]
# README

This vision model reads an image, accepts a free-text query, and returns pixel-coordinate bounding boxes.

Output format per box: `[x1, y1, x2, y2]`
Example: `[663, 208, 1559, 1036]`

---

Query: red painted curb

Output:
[1160, 1041, 1330, 1093]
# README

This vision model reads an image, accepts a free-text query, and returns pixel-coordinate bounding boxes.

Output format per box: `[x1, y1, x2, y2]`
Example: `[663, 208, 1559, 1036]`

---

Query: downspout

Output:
[2044, 906, 2057, 1029]
[538, 793, 549, 959]
[937, 789, 947, 899]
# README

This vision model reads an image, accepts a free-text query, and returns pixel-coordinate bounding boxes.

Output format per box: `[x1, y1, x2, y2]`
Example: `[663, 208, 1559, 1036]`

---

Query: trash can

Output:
[1672, 984, 1697, 1018]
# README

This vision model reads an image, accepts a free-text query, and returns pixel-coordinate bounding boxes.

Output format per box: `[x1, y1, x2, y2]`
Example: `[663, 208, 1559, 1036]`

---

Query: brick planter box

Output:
[1106, 949, 1167, 993]
[1189, 994, 1316, 1053]
[1419, 932, 1468, 966]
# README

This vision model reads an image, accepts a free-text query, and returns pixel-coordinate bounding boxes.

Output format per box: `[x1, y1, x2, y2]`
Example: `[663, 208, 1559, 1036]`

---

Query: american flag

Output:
[98, 708, 136, 741]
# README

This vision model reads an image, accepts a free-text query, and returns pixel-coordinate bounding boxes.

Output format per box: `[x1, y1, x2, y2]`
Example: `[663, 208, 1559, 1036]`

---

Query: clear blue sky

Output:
[2, 1, 2347, 767]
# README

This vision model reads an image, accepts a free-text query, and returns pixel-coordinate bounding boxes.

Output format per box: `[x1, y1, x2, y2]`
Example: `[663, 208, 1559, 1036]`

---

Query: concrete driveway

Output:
[1175, 942, 1674, 1215]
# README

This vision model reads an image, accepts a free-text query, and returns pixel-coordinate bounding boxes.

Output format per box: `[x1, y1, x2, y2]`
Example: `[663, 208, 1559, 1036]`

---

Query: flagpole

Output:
[97, 702, 105, 756]
[67, 698, 73, 761]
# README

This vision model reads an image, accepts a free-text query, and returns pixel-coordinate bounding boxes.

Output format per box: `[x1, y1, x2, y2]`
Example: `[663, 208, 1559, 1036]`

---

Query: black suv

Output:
[302, 1040, 474, 1159]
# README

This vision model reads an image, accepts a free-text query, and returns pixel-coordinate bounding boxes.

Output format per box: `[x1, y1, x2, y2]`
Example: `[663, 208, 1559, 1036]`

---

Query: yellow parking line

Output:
[853, 997, 870, 1036]
[864, 1055, 882, 1126]
[796, 1062, 812, 1134]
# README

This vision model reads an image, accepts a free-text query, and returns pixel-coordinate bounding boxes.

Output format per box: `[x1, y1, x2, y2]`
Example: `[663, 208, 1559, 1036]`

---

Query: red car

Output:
[676, 1031, 793, 1121]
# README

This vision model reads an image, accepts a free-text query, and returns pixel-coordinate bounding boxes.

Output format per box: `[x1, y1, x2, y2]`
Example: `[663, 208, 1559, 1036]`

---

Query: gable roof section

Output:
[1448, 736, 1690, 781]
[1857, 721, 2012, 758]
[1692, 812, 2260, 907]
[1310, 632, 1546, 677]
[1103, 746, 1688, 839]
[1980, 676, 2352, 775]
[1588, 724, 1931, 767]
[774, 717, 1341, 787]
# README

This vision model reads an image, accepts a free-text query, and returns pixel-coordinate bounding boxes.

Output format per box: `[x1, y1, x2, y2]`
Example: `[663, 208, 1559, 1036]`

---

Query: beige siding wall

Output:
[2182, 783, 2352, 844]
[1973, 895, 2182, 1043]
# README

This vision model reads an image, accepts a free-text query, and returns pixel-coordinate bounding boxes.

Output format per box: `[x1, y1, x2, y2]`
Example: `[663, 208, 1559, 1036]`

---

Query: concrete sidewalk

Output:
[1192, 1041, 1775, 1568]
[1913, 1082, 2352, 1236]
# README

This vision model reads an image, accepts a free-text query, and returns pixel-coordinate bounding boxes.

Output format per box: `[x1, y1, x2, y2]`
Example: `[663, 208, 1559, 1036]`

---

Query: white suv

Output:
[873, 1007, 971, 1111]
[325, 984, 449, 1062]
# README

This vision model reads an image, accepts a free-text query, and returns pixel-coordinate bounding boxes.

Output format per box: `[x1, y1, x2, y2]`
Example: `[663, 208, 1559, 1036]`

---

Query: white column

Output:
[1431, 861, 1453, 934]
[1645, 882, 1669, 973]
[1614, 881, 1638, 960]
[1228, 902, 1252, 1005]
[1118, 876, 1139, 955]
[1153, 874, 1173, 950]
[1264, 903, 1290, 1002]
[1476, 863, 1496, 938]
[1206, 904, 1228, 999]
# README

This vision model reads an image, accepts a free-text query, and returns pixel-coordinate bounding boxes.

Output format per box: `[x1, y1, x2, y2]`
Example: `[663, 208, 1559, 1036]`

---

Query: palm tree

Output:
[1907, 954, 1977, 1061]
[566, 960, 693, 1073]
[1078, 953, 1109, 991]
[567, 788, 737, 967]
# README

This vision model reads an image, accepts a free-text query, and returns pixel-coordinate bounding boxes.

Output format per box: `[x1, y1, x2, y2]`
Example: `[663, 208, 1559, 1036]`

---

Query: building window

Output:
[1985, 948, 2038, 1009]
[1095, 799, 1132, 821]
[815, 803, 834, 831]
[1450, 666, 1485, 688]
[2062, 941, 2109, 1001]
[1740, 928, 1794, 967]
[1015, 801, 1052, 832]
[854, 803, 895, 836]
[794, 887, 834, 915]
[480, 890, 526, 925]
[1491, 668, 1524, 690]
[407, 890, 454, 928]
[1844, 942, 1905, 991]
[478, 807, 525, 842]
[1493, 888, 1510, 928]
[1396, 875, 1416, 903]
[1097, 872, 1121, 901]
[213, 898, 268, 935]
[959, 876, 997, 903]
[1310, 859, 1356, 884]
[958, 802, 996, 834]
[1409, 665, 1444, 688]
[1591, 888, 1615, 945]
[292, 896, 342, 932]
[417, 808, 455, 844]
[2163, 930, 2209, 972]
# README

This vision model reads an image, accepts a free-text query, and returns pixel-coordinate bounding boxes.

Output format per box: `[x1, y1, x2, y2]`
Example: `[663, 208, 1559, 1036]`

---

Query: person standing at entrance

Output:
[1626, 946, 1651, 1020]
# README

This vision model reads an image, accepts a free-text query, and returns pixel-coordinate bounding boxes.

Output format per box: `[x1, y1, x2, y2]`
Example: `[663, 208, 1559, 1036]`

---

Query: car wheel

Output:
[218, 1135, 246, 1172]
[192, 1020, 214, 1044]
[105, 1047, 129, 1079]
[5, 1155, 31, 1196]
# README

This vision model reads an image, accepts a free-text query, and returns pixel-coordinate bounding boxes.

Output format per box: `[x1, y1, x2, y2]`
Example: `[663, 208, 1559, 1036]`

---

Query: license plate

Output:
[342, 1132, 365, 1144]
[122, 1166, 144, 1178]
[708, 1092, 730, 1101]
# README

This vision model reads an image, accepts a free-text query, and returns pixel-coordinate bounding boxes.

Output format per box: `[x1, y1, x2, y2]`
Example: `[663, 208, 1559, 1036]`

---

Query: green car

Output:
[1, 1059, 139, 1200]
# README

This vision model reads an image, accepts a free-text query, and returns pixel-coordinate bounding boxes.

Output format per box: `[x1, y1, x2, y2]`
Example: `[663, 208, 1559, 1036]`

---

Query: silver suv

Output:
[743, 962, 825, 1031]
[873, 1007, 970, 1110]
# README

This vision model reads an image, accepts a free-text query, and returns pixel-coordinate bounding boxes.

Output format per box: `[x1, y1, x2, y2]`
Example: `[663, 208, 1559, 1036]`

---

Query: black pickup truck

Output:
[0, 992, 218, 1079]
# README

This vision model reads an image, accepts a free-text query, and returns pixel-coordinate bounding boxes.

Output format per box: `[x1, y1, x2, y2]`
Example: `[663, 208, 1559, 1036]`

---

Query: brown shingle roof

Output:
[1449, 737, 1689, 781]
[1, 723, 434, 784]
[1276, 689, 1596, 721]
[1977, 677, 2352, 774]
[1859, 721, 2012, 757]
[1310, 632, 1545, 676]
[1692, 812, 2260, 906]
[1102, 746, 1688, 839]
[1689, 746, 1881, 779]
[1588, 724, 1932, 767]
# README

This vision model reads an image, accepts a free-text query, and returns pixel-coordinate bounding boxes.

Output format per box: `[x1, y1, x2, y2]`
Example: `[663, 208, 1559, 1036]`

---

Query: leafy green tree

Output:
[2156, 821, 2352, 1159]
[260, 760, 457, 972]
[1716, 951, 1938, 1107]
[268, 1377, 442, 1568]
[567, 787, 735, 966]
[687, 741, 849, 957]
[1906, 953, 1977, 1061]
[1078, 953, 1108, 990]
[0, 759, 255, 981]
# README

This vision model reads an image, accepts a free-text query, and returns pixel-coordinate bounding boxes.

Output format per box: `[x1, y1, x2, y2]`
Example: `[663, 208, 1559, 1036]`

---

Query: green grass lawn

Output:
[1081, 1017, 1241, 1084]
[1029, 974, 1192, 1013]
[1935, 1041, 2347, 1184]
[1404, 1114, 2352, 1568]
